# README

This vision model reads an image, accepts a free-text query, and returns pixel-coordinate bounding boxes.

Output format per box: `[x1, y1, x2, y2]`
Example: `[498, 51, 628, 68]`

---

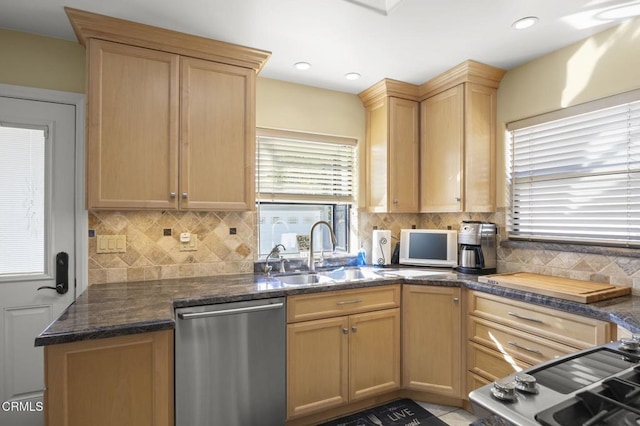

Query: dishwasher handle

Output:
[177, 302, 284, 320]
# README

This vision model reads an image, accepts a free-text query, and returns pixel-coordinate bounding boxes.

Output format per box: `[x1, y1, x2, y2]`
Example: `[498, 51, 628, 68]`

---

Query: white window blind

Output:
[507, 92, 640, 247]
[0, 124, 46, 275]
[256, 129, 356, 203]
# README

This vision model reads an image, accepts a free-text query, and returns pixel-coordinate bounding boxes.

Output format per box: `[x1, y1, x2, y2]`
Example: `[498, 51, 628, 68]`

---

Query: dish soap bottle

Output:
[356, 243, 367, 266]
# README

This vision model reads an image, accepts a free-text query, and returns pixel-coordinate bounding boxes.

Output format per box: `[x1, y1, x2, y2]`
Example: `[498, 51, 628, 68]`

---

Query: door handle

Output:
[37, 252, 69, 295]
[177, 302, 284, 320]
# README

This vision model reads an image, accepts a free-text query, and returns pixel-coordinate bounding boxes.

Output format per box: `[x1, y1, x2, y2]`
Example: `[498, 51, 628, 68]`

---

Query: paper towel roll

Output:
[372, 230, 391, 266]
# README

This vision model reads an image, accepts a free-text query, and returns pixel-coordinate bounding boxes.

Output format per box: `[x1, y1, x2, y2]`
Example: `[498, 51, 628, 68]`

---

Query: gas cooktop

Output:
[469, 340, 640, 426]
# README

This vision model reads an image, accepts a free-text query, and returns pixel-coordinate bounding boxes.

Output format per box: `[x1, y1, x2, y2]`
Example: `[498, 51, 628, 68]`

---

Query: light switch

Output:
[96, 235, 126, 253]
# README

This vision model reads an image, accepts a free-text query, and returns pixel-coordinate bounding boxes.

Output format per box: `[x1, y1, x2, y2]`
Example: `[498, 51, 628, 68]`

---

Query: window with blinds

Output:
[256, 129, 356, 203]
[255, 128, 356, 256]
[507, 90, 640, 247]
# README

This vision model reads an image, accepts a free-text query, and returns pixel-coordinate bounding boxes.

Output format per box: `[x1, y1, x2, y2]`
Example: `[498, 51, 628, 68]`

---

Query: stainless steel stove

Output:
[469, 340, 640, 426]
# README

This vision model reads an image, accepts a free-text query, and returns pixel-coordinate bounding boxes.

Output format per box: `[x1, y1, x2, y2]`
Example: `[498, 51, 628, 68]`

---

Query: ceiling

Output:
[1, 0, 639, 94]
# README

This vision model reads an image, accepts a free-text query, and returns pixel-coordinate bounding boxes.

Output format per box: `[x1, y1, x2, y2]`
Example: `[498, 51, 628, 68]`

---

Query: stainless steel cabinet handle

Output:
[336, 299, 363, 306]
[508, 312, 543, 324]
[509, 341, 543, 355]
[351, 326, 357, 333]
[453, 297, 459, 303]
[182, 192, 188, 199]
[342, 327, 349, 335]
[170, 192, 176, 198]
[178, 303, 284, 320]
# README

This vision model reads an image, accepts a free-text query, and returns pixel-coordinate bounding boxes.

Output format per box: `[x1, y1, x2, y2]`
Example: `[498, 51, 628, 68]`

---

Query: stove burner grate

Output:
[536, 373, 640, 426]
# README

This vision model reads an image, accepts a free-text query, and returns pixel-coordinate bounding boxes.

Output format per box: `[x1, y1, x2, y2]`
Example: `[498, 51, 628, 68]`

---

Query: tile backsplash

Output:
[359, 209, 640, 294]
[90, 209, 639, 293]
[88, 210, 255, 285]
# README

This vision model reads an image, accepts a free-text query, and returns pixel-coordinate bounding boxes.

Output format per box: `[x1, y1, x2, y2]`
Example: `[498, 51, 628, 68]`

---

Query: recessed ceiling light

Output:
[294, 62, 311, 70]
[512, 16, 539, 30]
[345, 72, 361, 80]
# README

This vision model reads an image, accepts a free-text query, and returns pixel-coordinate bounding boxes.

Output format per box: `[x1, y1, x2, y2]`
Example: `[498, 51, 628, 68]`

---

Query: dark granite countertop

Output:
[35, 267, 640, 346]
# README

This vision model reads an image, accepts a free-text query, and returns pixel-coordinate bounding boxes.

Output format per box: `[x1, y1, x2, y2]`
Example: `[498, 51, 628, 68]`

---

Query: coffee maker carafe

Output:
[457, 221, 496, 275]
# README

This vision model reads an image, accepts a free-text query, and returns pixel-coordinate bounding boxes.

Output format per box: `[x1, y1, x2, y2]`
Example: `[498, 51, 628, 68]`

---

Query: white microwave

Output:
[399, 229, 458, 267]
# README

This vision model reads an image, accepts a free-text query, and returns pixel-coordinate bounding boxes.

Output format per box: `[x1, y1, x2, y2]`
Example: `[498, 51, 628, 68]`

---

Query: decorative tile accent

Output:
[88, 211, 256, 285]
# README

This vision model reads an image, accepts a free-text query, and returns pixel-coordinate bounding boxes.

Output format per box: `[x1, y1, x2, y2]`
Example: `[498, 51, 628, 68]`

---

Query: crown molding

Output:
[65, 7, 271, 73]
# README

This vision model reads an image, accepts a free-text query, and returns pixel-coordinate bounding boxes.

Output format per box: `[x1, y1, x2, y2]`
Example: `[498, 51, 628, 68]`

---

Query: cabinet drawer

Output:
[468, 291, 613, 349]
[469, 316, 577, 365]
[467, 371, 491, 395]
[287, 285, 401, 323]
[467, 342, 532, 382]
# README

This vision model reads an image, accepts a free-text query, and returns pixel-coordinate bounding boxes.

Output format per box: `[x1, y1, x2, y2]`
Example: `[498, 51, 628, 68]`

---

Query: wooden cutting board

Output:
[478, 272, 631, 303]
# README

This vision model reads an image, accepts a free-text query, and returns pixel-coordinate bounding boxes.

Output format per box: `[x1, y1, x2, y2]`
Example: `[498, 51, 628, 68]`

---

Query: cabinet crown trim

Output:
[419, 60, 506, 100]
[65, 7, 271, 72]
[358, 78, 420, 106]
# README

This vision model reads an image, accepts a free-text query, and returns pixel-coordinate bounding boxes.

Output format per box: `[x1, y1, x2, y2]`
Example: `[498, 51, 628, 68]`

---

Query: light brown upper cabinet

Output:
[66, 8, 270, 210]
[419, 61, 505, 212]
[359, 80, 420, 213]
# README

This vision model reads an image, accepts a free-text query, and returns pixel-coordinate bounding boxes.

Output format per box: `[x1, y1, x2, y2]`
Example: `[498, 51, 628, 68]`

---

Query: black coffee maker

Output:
[457, 221, 496, 275]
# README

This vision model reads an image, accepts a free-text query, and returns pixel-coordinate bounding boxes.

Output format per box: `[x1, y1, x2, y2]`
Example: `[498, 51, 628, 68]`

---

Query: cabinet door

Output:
[464, 83, 496, 212]
[420, 85, 463, 212]
[388, 97, 419, 212]
[403, 285, 463, 397]
[349, 308, 401, 401]
[365, 98, 389, 212]
[287, 317, 349, 418]
[180, 57, 255, 210]
[45, 330, 173, 426]
[87, 39, 179, 209]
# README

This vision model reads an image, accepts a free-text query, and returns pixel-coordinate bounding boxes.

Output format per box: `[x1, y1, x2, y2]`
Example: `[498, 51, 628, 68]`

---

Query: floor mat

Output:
[318, 398, 448, 426]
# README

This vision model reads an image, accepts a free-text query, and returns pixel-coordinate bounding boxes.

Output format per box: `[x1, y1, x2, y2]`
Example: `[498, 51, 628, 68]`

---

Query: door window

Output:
[0, 124, 47, 276]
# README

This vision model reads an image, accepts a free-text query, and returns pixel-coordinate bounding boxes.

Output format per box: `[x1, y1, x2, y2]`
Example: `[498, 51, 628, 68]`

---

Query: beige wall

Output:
[496, 17, 640, 207]
[257, 77, 364, 141]
[0, 29, 85, 93]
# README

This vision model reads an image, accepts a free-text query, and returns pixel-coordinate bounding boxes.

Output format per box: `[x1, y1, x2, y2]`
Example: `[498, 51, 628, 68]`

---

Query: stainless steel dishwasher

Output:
[175, 297, 286, 426]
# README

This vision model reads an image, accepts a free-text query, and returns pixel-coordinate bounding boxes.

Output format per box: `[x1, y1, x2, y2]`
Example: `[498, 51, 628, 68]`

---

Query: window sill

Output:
[501, 239, 640, 259]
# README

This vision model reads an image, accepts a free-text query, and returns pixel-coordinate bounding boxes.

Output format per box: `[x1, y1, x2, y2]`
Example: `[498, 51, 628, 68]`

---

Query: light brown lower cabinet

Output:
[466, 290, 616, 393]
[402, 285, 464, 398]
[286, 285, 401, 419]
[44, 330, 173, 426]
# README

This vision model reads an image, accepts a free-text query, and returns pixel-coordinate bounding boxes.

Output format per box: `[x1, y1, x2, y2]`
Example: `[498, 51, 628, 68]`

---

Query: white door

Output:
[0, 95, 78, 426]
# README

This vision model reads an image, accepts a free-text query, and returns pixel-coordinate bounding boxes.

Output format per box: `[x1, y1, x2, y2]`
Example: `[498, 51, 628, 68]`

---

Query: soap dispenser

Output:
[356, 243, 367, 266]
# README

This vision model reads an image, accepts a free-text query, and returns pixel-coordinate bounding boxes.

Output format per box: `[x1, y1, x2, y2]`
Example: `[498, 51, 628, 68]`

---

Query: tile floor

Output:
[416, 401, 478, 426]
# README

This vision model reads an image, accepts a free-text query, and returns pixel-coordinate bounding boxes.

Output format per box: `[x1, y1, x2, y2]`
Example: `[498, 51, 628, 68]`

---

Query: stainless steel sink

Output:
[274, 267, 377, 286]
[319, 267, 367, 281]
[275, 273, 334, 286]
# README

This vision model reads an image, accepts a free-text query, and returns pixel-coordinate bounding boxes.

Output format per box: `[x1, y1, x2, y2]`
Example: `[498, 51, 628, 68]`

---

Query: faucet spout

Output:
[308, 221, 337, 272]
[264, 244, 286, 275]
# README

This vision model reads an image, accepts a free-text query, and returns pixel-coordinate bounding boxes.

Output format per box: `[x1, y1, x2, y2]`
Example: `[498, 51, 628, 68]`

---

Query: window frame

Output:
[506, 89, 640, 248]
[256, 128, 357, 257]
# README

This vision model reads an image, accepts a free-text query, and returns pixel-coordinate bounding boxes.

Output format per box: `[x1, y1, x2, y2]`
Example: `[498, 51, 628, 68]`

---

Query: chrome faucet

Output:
[264, 244, 286, 275]
[308, 221, 337, 272]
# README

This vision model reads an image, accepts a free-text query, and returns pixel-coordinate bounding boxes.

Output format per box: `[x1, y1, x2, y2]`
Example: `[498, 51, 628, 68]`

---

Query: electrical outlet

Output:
[179, 234, 198, 251]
